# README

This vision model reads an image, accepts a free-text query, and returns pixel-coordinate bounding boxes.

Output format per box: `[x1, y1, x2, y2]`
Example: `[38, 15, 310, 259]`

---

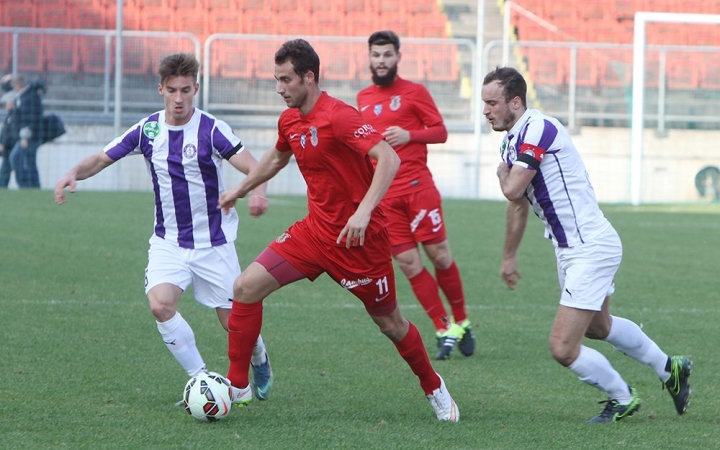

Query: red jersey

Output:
[356, 77, 446, 198]
[275, 92, 386, 245]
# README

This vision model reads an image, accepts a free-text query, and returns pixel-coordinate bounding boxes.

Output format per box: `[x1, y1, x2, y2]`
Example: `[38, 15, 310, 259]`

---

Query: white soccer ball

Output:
[183, 372, 232, 422]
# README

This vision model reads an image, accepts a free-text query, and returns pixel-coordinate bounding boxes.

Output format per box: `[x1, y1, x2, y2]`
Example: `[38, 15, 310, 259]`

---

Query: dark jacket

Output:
[0, 108, 16, 156]
[11, 81, 45, 143]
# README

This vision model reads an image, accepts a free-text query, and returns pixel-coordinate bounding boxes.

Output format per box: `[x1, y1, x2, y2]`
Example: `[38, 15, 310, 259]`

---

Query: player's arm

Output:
[54, 151, 115, 204]
[497, 161, 536, 201]
[227, 149, 269, 217]
[219, 147, 291, 213]
[500, 198, 529, 290]
[337, 140, 399, 248]
[383, 86, 447, 147]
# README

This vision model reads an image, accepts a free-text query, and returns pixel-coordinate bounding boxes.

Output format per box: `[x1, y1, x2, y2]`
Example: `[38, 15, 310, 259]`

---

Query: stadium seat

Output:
[312, 11, 347, 36]
[699, 56, 720, 90]
[17, 35, 44, 73]
[404, 0, 438, 16]
[140, 7, 174, 33]
[208, 9, 243, 35]
[0, 34, 12, 73]
[338, 0, 374, 14]
[39, 8, 80, 73]
[174, 9, 209, 41]
[78, 34, 113, 74]
[211, 39, 254, 79]
[526, 48, 568, 87]
[242, 11, 277, 34]
[377, 17, 411, 37]
[666, 52, 700, 89]
[275, 16, 310, 36]
[396, 45, 425, 81]
[104, 4, 141, 30]
[574, 49, 605, 87]
[5, 3, 38, 28]
[346, 13, 379, 37]
[237, 0, 269, 12]
[314, 41, 357, 81]
[425, 44, 459, 82]
[273, 0, 305, 13]
[74, 8, 106, 30]
[411, 14, 448, 38]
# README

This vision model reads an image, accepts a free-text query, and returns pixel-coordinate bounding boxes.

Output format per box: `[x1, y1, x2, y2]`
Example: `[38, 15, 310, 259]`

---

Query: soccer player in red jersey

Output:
[356, 30, 475, 360]
[218, 39, 459, 421]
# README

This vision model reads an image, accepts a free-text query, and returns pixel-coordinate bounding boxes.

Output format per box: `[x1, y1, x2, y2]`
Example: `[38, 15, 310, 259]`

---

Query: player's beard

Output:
[371, 64, 398, 87]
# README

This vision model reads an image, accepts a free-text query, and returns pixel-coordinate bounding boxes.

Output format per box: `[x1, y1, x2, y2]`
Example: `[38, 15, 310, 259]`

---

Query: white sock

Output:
[568, 345, 632, 404]
[605, 315, 670, 381]
[157, 312, 206, 377]
[251, 334, 267, 366]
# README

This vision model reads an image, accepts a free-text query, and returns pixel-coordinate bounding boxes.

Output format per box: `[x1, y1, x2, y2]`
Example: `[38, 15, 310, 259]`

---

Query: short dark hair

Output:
[157, 53, 199, 85]
[368, 30, 400, 52]
[483, 66, 527, 108]
[275, 39, 320, 84]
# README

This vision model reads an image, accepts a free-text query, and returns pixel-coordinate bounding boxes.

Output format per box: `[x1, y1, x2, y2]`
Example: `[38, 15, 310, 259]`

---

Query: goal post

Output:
[631, 12, 720, 206]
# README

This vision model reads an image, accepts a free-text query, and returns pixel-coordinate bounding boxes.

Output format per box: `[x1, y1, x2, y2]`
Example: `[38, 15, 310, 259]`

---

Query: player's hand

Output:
[500, 257, 521, 290]
[21, 139, 28, 149]
[337, 211, 371, 248]
[248, 194, 268, 217]
[382, 126, 410, 148]
[496, 161, 510, 178]
[219, 187, 243, 214]
[54, 175, 76, 204]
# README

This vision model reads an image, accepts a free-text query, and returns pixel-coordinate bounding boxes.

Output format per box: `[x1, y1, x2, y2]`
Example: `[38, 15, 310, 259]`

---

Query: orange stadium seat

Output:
[315, 41, 357, 81]
[275, 16, 311, 36]
[39, 8, 80, 73]
[699, 57, 720, 90]
[312, 11, 346, 36]
[273, 0, 305, 13]
[209, 9, 243, 35]
[242, 11, 277, 34]
[425, 45, 459, 82]
[396, 45, 425, 81]
[78, 34, 113, 74]
[411, 14, 448, 38]
[346, 12, 379, 37]
[5, 3, 38, 28]
[526, 48, 569, 86]
[104, 4, 141, 30]
[174, 9, 209, 40]
[74, 8, 106, 29]
[17, 35, 44, 73]
[237, 0, 269, 12]
[211, 39, 254, 79]
[405, 0, 438, 16]
[666, 52, 700, 89]
[377, 17, 411, 37]
[0, 34, 12, 73]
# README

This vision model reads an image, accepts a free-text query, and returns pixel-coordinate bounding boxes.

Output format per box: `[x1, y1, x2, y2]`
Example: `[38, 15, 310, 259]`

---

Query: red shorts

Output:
[259, 219, 397, 316]
[381, 185, 448, 255]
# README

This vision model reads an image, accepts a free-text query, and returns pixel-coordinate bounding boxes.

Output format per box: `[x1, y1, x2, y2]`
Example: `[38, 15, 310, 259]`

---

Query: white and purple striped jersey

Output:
[500, 109, 610, 247]
[104, 108, 243, 249]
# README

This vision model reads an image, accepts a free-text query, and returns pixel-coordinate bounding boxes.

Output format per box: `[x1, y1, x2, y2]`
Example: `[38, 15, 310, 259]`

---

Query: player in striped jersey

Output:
[54, 53, 273, 404]
[482, 66, 691, 423]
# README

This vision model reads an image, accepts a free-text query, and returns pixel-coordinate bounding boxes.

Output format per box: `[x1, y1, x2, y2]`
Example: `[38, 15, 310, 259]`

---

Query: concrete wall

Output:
[14, 124, 719, 204]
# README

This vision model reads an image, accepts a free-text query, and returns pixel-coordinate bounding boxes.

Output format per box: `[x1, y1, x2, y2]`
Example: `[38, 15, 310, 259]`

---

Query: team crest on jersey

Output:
[309, 126, 318, 147]
[275, 232, 291, 243]
[389, 95, 401, 111]
[300, 134, 306, 149]
[183, 143, 197, 159]
[143, 121, 160, 139]
[373, 104, 382, 116]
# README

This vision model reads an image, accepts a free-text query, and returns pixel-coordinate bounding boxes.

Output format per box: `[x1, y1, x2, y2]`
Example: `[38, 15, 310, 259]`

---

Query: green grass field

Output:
[1, 190, 719, 449]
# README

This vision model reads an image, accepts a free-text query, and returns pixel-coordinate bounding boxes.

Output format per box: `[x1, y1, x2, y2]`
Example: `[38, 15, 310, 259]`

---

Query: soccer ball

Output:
[183, 372, 232, 422]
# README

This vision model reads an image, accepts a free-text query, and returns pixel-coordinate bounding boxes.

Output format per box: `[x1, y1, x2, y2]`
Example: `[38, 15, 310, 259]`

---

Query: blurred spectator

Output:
[0, 76, 16, 188]
[8, 75, 45, 188]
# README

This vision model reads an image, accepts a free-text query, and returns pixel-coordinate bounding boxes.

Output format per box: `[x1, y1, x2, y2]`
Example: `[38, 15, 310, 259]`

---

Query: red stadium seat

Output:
[404, 0, 438, 16]
[396, 45, 425, 81]
[411, 14, 448, 38]
[377, 17, 411, 38]
[74, 8, 106, 30]
[78, 34, 113, 74]
[346, 12, 379, 37]
[699, 56, 720, 90]
[210, 39, 254, 79]
[312, 11, 346, 36]
[425, 44, 459, 82]
[275, 16, 310, 36]
[315, 41, 358, 81]
[5, 3, 37, 28]
[40, 9, 80, 73]
[17, 35, 44, 73]
[666, 52, 700, 89]
[526, 48, 569, 87]
[339, 0, 374, 14]
[174, 9, 209, 41]
[237, 0, 269, 12]
[208, 9, 243, 35]
[242, 11, 277, 34]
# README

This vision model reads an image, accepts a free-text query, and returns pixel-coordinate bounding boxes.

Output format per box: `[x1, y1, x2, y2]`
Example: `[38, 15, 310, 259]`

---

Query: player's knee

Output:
[548, 340, 576, 367]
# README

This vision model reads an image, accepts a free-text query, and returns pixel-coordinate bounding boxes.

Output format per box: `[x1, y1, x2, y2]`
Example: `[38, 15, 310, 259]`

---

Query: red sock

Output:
[393, 321, 441, 395]
[227, 301, 263, 388]
[435, 262, 467, 324]
[409, 268, 449, 331]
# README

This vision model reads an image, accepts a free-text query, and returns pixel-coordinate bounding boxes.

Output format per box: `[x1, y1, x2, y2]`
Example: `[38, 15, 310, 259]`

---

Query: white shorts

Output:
[144, 235, 240, 310]
[555, 225, 622, 311]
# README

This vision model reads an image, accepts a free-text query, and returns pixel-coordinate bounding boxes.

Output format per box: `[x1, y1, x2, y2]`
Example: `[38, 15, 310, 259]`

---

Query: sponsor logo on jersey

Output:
[340, 277, 373, 290]
[309, 126, 318, 147]
[143, 121, 160, 139]
[373, 104, 382, 115]
[353, 124, 377, 139]
[389, 95, 401, 111]
[183, 143, 197, 159]
[275, 232, 291, 243]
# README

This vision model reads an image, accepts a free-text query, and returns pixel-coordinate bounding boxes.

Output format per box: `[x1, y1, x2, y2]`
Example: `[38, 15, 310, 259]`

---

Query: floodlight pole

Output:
[114, 0, 123, 136]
